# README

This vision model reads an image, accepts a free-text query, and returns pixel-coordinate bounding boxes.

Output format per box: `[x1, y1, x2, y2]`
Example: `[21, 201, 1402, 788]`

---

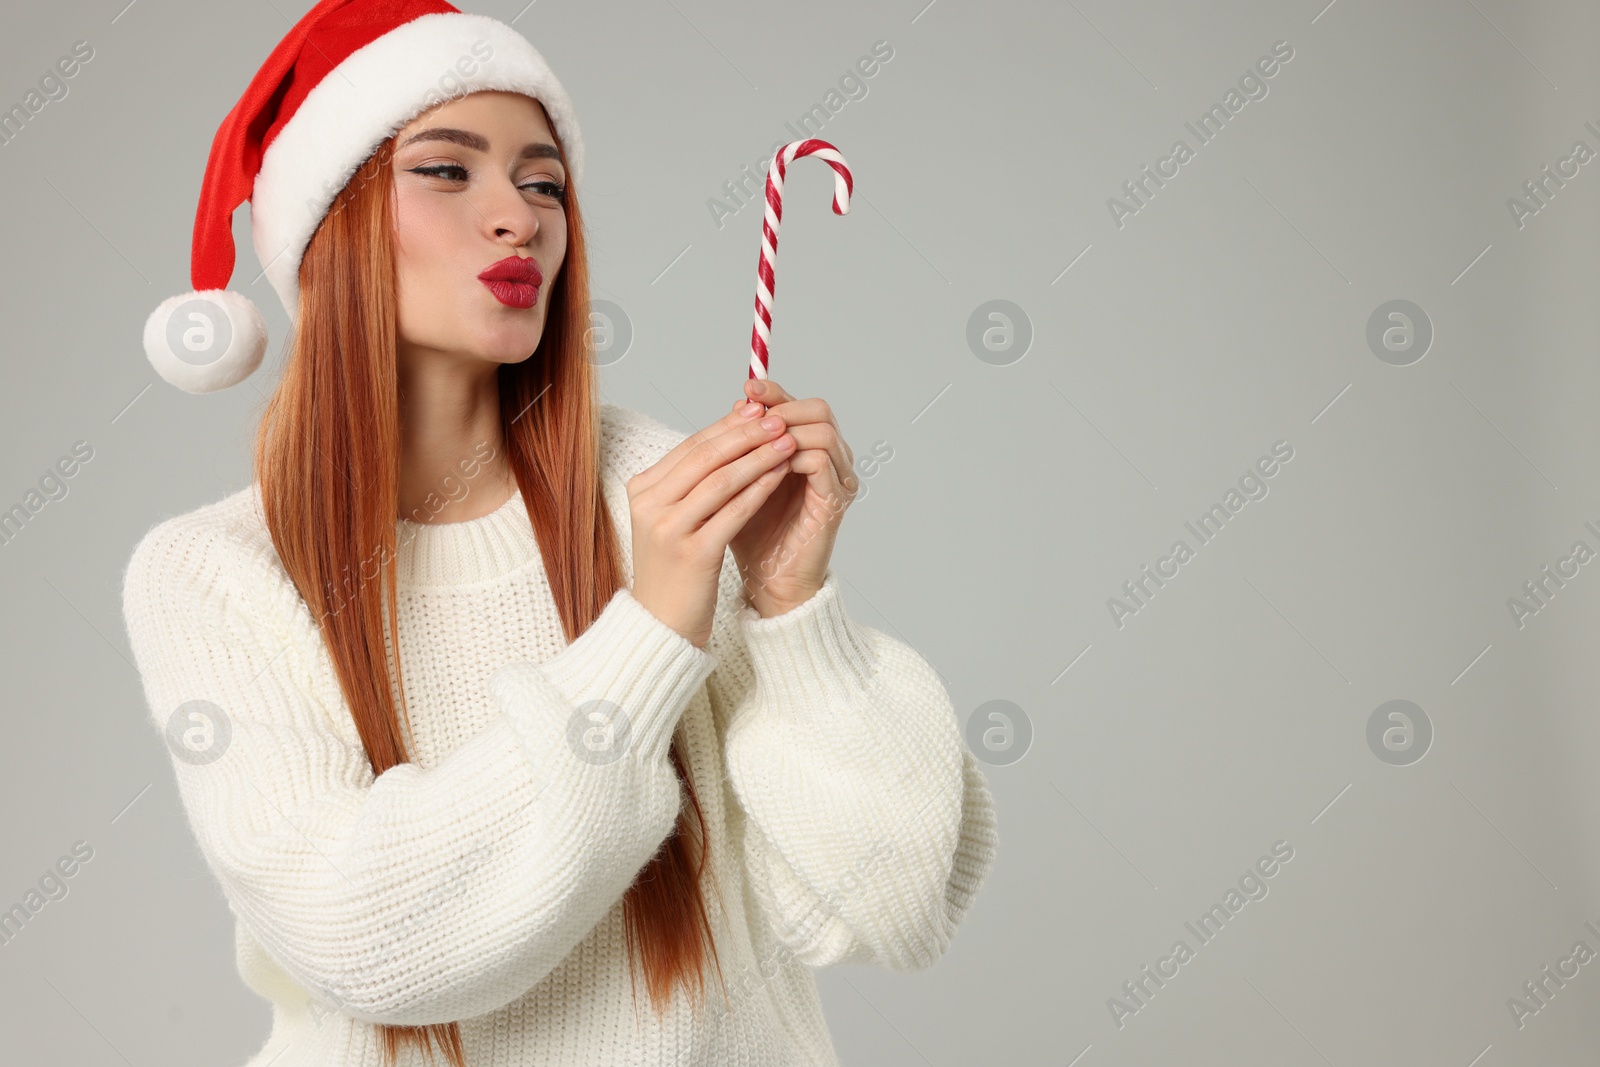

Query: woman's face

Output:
[390, 90, 568, 369]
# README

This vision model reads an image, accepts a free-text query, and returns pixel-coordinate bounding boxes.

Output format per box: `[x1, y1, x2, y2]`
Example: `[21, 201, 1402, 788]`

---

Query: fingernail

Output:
[752, 381, 767, 394]
[760, 415, 783, 431]
[740, 402, 762, 417]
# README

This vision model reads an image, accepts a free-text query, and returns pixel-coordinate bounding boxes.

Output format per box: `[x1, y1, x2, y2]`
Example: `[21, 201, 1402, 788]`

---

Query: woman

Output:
[122, 2, 997, 1065]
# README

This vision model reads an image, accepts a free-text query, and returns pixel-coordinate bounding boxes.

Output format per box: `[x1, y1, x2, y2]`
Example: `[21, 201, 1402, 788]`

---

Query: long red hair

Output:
[251, 109, 726, 1065]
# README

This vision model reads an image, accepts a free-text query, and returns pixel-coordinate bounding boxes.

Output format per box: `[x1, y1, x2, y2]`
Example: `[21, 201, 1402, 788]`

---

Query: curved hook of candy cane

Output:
[773, 139, 853, 216]
[749, 138, 854, 384]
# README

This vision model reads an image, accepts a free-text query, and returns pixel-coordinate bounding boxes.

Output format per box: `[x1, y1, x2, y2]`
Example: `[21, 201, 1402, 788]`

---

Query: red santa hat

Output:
[143, 0, 584, 393]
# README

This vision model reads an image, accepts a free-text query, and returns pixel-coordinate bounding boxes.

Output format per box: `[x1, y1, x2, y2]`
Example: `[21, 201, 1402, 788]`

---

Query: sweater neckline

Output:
[395, 485, 539, 587]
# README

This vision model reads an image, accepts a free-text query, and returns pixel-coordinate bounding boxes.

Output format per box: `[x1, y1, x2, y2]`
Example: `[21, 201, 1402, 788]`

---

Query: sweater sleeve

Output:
[706, 560, 999, 972]
[121, 515, 717, 1027]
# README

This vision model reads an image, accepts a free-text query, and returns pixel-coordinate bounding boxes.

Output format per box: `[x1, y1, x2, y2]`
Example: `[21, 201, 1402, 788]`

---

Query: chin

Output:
[456, 286, 535, 345]
[476, 325, 547, 365]
[485, 345, 541, 367]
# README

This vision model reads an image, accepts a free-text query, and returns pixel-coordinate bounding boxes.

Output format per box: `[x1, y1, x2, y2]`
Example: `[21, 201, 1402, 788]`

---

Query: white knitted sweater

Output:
[120, 402, 998, 1067]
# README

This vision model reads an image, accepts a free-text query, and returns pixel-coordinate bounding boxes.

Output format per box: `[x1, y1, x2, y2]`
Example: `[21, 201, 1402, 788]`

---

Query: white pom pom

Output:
[143, 289, 268, 394]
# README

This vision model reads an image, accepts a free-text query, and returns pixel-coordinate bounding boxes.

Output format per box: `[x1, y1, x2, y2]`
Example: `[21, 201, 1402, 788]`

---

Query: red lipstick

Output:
[478, 255, 543, 309]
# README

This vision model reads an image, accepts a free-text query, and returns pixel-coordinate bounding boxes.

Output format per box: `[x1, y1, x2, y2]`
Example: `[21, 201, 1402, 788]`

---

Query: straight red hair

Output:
[251, 112, 727, 1066]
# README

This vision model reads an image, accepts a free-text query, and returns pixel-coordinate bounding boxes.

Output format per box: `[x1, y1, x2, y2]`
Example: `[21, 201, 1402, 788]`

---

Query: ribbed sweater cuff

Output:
[736, 571, 877, 705]
[521, 587, 718, 764]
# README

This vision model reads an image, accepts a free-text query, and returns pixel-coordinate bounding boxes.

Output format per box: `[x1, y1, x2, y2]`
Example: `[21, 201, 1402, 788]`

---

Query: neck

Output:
[396, 349, 514, 524]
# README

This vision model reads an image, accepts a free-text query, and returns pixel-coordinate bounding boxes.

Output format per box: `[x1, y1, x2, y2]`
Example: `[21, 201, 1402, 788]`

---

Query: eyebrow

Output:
[398, 127, 563, 165]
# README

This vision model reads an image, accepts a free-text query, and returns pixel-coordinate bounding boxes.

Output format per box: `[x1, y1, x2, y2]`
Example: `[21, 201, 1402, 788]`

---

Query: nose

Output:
[481, 177, 540, 247]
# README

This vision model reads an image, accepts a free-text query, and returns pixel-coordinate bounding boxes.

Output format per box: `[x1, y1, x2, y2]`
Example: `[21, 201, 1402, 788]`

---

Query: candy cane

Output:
[749, 138, 853, 385]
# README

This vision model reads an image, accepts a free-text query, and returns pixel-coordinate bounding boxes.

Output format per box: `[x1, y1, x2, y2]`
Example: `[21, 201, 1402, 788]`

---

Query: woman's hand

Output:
[626, 403, 797, 648]
[729, 378, 858, 618]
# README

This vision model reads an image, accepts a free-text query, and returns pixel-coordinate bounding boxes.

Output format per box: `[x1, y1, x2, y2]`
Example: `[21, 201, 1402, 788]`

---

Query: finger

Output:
[739, 395, 849, 469]
[780, 420, 853, 494]
[694, 454, 794, 550]
[638, 414, 794, 533]
[677, 426, 797, 531]
[786, 446, 854, 512]
[630, 401, 771, 494]
[744, 377, 795, 409]
[749, 394, 826, 428]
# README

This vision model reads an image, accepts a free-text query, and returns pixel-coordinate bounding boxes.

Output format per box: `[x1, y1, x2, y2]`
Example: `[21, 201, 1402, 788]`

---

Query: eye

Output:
[521, 179, 567, 200]
[410, 164, 565, 201]
[411, 163, 469, 181]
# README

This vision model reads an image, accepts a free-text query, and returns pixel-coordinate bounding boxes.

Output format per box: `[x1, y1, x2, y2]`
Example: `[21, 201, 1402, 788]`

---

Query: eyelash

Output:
[411, 163, 567, 200]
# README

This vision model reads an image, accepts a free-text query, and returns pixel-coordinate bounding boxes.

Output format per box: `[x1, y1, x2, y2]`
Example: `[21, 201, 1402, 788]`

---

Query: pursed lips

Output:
[477, 256, 543, 308]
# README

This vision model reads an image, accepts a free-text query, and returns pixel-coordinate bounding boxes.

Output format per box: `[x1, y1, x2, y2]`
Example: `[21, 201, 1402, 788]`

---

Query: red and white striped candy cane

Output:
[749, 138, 853, 385]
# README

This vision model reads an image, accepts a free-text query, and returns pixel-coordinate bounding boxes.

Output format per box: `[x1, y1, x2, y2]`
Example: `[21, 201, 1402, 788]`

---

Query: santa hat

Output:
[143, 0, 584, 393]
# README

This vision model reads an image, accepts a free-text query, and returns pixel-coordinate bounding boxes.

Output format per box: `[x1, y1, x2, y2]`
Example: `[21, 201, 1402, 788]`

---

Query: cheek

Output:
[540, 216, 568, 280]
[391, 190, 472, 345]
[393, 189, 461, 285]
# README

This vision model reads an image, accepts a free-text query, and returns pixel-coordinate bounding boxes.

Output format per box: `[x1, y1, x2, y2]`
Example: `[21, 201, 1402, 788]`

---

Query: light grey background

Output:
[3, 0, 1598, 1063]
